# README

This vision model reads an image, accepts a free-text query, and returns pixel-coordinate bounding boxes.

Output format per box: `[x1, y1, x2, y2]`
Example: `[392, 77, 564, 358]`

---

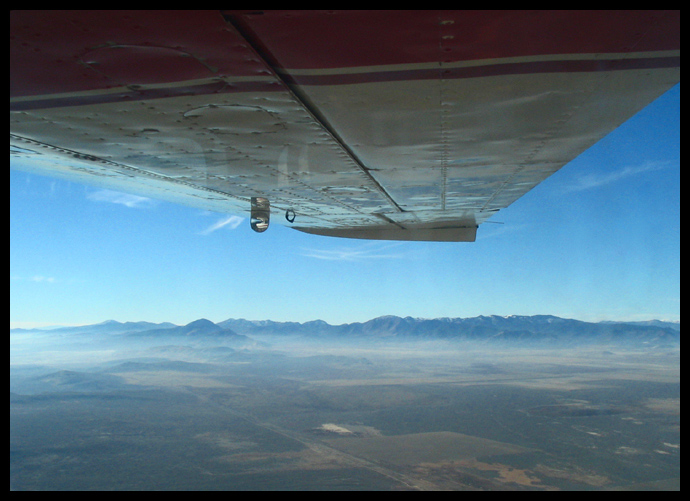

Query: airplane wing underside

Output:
[10, 10, 680, 241]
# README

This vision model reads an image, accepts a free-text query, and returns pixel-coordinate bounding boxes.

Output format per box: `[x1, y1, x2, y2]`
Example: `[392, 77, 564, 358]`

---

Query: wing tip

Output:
[293, 224, 478, 242]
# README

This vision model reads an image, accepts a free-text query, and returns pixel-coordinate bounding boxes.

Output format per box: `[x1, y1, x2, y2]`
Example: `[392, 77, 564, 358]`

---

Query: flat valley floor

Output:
[10, 340, 680, 490]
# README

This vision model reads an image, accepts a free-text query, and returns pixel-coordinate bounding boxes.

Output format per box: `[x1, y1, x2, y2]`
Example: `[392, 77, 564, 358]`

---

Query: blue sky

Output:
[10, 84, 680, 329]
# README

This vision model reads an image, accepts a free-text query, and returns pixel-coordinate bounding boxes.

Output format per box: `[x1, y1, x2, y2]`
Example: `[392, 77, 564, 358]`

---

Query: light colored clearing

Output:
[318, 423, 354, 435]
[306, 370, 676, 391]
[645, 398, 680, 415]
[453, 458, 556, 489]
[120, 371, 241, 389]
[615, 446, 642, 455]
[195, 432, 258, 451]
[662, 442, 680, 449]
[302, 373, 571, 388]
[301, 376, 493, 387]
[215, 449, 347, 472]
[317, 423, 383, 437]
[534, 464, 611, 487]
[324, 431, 530, 466]
[501, 378, 597, 391]
[599, 371, 680, 384]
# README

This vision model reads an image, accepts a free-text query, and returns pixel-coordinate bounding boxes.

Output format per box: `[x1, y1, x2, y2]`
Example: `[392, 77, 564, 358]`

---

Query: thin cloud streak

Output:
[300, 242, 407, 262]
[87, 189, 159, 209]
[199, 215, 244, 235]
[11, 275, 56, 283]
[558, 161, 672, 194]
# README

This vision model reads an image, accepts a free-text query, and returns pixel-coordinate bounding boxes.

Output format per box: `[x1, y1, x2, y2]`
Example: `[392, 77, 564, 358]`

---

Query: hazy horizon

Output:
[9, 312, 683, 332]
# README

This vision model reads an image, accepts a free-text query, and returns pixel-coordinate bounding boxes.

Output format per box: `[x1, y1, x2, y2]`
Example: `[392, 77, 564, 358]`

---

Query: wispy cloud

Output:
[87, 189, 159, 209]
[559, 161, 672, 193]
[198, 215, 244, 235]
[300, 242, 407, 262]
[11, 275, 56, 283]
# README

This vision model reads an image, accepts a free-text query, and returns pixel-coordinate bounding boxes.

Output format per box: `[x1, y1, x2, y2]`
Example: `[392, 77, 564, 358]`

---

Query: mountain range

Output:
[11, 315, 680, 347]
[219, 315, 680, 347]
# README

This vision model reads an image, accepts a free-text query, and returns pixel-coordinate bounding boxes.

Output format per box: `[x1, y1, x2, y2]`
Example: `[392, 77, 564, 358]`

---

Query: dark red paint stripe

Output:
[10, 80, 283, 112]
[281, 56, 681, 86]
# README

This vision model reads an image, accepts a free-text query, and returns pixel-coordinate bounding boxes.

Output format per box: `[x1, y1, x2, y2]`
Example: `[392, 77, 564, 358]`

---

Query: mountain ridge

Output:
[217, 315, 680, 346]
[11, 315, 679, 347]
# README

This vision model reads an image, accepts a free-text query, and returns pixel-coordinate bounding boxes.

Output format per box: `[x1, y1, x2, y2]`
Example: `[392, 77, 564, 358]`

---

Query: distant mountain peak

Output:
[185, 318, 218, 329]
[178, 319, 224, 337]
